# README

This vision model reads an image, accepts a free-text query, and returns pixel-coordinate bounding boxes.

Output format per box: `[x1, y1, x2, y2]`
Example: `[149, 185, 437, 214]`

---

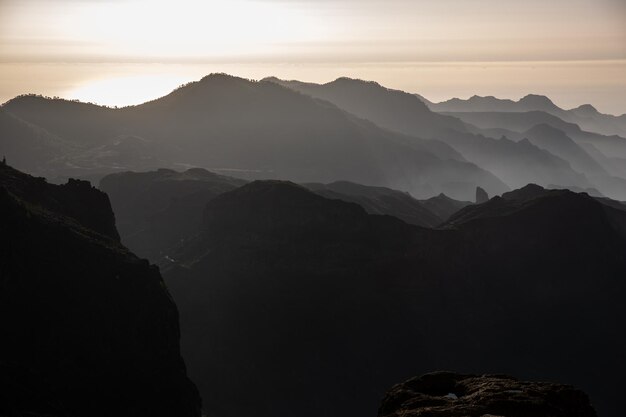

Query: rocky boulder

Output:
[379, 372, 596, 417]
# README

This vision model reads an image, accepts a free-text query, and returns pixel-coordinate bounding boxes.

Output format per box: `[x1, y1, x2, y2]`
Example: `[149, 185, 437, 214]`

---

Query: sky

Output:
[1, 0, 625, 113]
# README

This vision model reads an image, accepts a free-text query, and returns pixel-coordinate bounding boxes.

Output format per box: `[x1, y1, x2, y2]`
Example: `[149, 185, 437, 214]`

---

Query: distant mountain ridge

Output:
[424, 93, 626, 137]
[265, 76, 469, 139]
[2, 74, 507, 201]
[266, 76, 609, 196]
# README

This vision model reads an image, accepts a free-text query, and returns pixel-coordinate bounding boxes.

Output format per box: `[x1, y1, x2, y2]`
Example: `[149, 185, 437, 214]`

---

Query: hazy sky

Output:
[1, 0, 625, 113]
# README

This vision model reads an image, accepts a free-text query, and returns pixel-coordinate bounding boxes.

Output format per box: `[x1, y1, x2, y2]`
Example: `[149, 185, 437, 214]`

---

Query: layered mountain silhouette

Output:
[266, 77, 606, 195]
[426, 93, 626, 138]
[1, 75, 506, 200]
[304, 181, 446, 227]
[2, 74, 625, 417]
[265, 76, 469, 139]
[100, 168, 246, 260]
[0, 163, 200, 417]
[162, 179, 626, 417]
[419, 192, 473, 220]
[100, 169, 474, 261]
[443, 110, 626, 160]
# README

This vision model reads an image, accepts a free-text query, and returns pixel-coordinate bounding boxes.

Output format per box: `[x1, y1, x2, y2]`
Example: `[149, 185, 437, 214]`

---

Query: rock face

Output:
[475, 186, 489, 203]
[164, 180, 626, 417]
[0, 163, 200, 417]
[379, 372, 597, 417]
[0, 163, 119, 239]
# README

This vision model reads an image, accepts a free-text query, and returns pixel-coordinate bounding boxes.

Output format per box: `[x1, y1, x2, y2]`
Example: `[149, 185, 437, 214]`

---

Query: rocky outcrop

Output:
[0, 163, 119, 240]
[475, 186, 489, 203]
[379, 372, 596, 417]
[0, 164, 200, 417]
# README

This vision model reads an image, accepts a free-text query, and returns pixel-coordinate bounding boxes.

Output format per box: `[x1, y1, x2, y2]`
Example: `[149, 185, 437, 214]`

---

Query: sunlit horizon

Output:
[1, 0, 625, 113]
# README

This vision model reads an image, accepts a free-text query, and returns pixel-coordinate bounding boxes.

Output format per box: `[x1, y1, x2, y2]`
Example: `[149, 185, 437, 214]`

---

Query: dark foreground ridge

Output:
[0, 163, 200, 417]
[379, 372, 597, 417]
[165, 180, 626, 417]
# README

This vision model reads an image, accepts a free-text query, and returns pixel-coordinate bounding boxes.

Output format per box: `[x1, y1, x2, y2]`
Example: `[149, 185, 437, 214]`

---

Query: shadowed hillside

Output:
[163, 180, 626, 417]
[0, 163, 200, 417]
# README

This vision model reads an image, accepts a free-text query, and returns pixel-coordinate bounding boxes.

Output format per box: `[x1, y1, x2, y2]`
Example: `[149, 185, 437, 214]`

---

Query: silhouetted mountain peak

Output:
[200, 180, 387, 243]
[519, 94, 559, 110]
[331, 77, 382, 88]
[205, 180, 350, 214]
[572, 104, 599, 115]
[501, 183, 548, 201]
[199, 72, 246, 84]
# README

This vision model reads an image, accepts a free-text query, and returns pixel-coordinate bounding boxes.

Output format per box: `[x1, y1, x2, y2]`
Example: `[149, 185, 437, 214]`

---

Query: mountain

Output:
[265, 77, 597, 194]
[442, 110, 626, 160]
[99, 168, 246, 260]
[418, 193, 472, 221]
[428, 94, 564, 115]
[431, 130, 592, 191]
[101, 169, 458, 262]
[426, 93, 626, 137]
[163, 180, 626, 417]
[266, 76, 469, 139]
[0, 163, 200, 417]
[378, 372, 597, 417]
[1, 74, 507, 200]
[304, 181, 444, 227]
[0, 108, 75, 176]
[522, 124, 606, 176]
[2, 94, 121, 146]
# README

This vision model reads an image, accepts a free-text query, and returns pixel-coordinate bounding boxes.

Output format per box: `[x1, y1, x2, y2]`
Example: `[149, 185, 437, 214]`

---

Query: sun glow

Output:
[54, 0, 326, 59]
[67, 74, 193, 107]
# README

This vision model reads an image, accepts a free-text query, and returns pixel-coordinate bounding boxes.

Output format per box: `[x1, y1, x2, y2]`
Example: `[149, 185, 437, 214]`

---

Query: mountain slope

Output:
[431, 130, 592, 190]
[1, 74, 507, 200]
[426, 93, 626, 137]
[305, 180, 444, 227]
[419, 193, 472, 220]
[0, 108, 75, 175]
[100, 168, 246, 260]
[0, 163, 200, 417]
[266, 77, 596, 193]
[522, 124, 606, 176]
[267, 76, 468, 141]
[164, 180, 626, 417]
[444, 110, 626, 159]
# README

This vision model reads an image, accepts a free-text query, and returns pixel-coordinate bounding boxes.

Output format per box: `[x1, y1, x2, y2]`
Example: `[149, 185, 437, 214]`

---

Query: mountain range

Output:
[2, 73, 626, 417]
[162, 179, 626, 417]
[3, 73, 625, 201]
[423, 93, 626, 138]
[2, 75, 508, 201]
[99, 168, 472, 262]
[266, 76, 626, 200]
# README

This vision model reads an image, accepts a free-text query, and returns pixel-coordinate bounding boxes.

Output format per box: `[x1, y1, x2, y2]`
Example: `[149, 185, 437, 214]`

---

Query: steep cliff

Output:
[0, 163, 200, 417]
